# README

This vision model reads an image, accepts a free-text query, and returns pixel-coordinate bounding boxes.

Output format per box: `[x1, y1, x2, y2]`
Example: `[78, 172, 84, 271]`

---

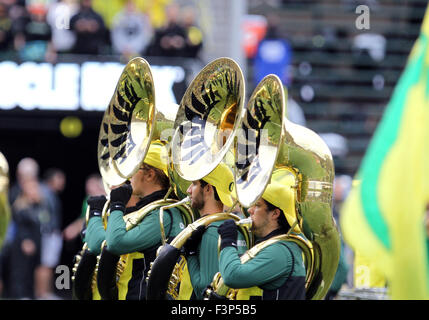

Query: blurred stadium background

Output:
[0, 0, 427, 299]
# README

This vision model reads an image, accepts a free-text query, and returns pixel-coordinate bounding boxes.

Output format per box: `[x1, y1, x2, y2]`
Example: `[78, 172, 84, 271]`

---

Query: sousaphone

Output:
[205, 75, 340, 300]
[72, 57, 194, 300]
[146, 57, 248, 300]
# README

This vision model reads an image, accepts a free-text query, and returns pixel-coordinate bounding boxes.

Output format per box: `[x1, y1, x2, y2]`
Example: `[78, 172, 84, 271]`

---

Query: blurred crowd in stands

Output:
[0, 0, 204, 62]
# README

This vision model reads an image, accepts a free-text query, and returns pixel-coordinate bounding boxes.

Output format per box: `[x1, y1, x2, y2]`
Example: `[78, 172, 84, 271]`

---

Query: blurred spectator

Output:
[41, 168, 65, 236]
[0, 157, 62, 299]
[8, 0, 28, 46]
[46, 0, 78, 53]
[181, 5, 203, 59]
[63, 173, 104, 242]
[13, 3, 56, 62]
[0, 157, 40, 298]
[2, 177, 48, 299]
[35, 168, 66, 300]
[8, 157, 40, 207]
[0, 2, 14, 59]
[69, 0, 107, 55]
[253, 13, 293, 87]
[253, 14, 304, 129]
[145, 3, 187, 57]
[111, 0, 152, 61]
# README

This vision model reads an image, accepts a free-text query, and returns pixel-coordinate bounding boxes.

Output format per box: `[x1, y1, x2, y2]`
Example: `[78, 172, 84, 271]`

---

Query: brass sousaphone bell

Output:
[98, 57, 174, 187]
[98, 57, 196, 227]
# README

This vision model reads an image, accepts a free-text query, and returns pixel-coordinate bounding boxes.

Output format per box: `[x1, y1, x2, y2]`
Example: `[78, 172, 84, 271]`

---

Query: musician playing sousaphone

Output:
[203, 73, 339, 300]
[214, 169, 306, 300]
[179, 162, 247, 300]
[73, 56, 194, 301]
[97, 141, 186, 300]
[145, 56, 250, 300]
[147, 66, 339, 300]
[80, 179, 141, 300]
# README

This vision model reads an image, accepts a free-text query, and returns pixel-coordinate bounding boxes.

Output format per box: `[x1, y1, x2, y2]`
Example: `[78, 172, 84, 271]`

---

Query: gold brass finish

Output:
[280, 114, 339, 299]
[145, 57, 248, 300]
[239, 74, 338, 299]
[0, 152, 10, 248]
[159, 196, 193, 245]
[167, 155, 193, 208]
[205, 74, 339, 300]
[101, 200, 110, 230]
[170, 212, 252, 251]
[171, 57, 246, 182]
[97, 57, 179, 186]
[234, 75, 285, 208]
[159, 212, 252, 299]
[93, 55, 197, 297]
[107, 57, 155, 180]
[97, 103, 127, 187]
[75, 57, 196, 300]
[0, 152, 8, 194]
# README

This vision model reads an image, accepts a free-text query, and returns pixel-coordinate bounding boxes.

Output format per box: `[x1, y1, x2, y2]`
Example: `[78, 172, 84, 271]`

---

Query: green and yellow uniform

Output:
[185, 219, 247, 300]
[102, 189, 185, 300]
[83, 213, 105, 300]
[73, 195, 107, 301]
[83, 200, 159, 299]
[219, 229, 306, 300]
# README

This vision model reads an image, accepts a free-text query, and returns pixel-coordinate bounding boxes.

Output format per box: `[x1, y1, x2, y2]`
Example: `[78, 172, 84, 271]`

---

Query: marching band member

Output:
[76, 195, 106, 300]
[96, 142, 186, 300]
[77, 192, 140, 299]
[216, 169, 306, 300]
[181, 162, 247, 300]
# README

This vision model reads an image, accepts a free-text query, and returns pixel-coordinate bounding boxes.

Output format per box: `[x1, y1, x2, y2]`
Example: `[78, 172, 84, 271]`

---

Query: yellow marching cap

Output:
[202, 162, 235, 208]
[143, 141, 169, 176]
[262, 169, 301, 233]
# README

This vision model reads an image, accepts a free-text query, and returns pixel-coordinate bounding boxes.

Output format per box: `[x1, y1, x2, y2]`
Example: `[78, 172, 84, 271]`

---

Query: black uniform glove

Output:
[87, 195, 107, 220]
[183, 225, 206, 256]
[109, 182, 133, 213]
[218, 219, 238, 250]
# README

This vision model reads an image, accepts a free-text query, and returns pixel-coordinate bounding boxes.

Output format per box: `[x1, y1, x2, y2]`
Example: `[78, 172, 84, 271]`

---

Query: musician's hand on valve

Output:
[87, 195, 107, 220]
[218, 219, 238, 250]
[184, 225, 206, 256]
[110, 182, 133, 213]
